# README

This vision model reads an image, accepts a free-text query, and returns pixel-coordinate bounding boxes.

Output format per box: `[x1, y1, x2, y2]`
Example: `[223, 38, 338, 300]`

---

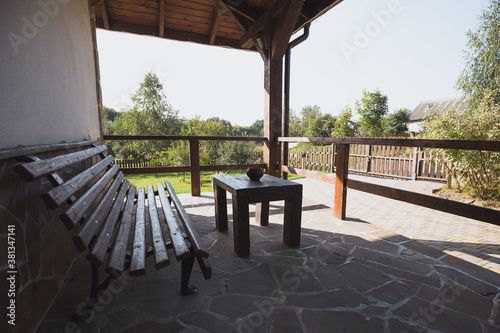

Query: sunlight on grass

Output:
[123, 171, 303, 194]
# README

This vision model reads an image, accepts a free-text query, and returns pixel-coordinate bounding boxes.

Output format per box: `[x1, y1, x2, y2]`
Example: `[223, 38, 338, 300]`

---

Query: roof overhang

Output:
[91, 0, 344, 51]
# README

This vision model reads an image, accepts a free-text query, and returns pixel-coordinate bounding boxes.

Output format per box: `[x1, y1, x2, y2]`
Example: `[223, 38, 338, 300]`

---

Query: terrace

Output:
[1, 1, 500, 332]
[37, 175, 500, 332]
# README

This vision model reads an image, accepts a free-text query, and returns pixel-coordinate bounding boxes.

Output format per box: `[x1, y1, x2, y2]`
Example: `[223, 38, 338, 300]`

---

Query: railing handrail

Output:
[104, 134, 268, 142]
[278, 137, 500, 151]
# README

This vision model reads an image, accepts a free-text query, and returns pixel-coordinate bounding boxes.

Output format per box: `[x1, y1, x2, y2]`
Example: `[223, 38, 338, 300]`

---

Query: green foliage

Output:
[420, 91, 500, 200]
[332, 106, 358, 137]
[108, 72, 182, 159]
[382, 108, 410, 137]
[456, 0, 500, 109]
[356, 89, 389, 136]
[287, 105, 336, 138]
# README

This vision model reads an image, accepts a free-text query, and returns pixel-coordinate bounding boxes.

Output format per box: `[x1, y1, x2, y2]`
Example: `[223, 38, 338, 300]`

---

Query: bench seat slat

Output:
[106, 184, 136, 275]
[61, 164, 120, 229]
[147, 185, 170, 269]
[131, 187, 146, 275]
[73, 172, 124, 251]
[88, 179, 130, 267]
[42, 155, 114, 210]
[165, 181, 209, 258]
[156, 183, 190, 261]
[13, 145, 107, 181]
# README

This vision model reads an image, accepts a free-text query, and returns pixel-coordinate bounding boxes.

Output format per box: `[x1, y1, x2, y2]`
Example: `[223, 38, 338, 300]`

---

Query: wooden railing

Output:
[103, 135, 267, 196]
[279, 137, 500, 226]
[288, 144, 449, 181]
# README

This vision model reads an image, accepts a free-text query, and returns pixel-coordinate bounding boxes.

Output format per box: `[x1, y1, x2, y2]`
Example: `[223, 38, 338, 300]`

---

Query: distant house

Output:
[408, 97, 467, 134]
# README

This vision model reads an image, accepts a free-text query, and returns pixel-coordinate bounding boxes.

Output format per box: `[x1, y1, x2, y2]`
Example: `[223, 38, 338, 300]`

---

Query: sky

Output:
[97, 0, 491, 127]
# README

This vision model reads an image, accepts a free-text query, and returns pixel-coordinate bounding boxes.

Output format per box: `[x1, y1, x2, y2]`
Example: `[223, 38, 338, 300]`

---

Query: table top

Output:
[212, 174, 302, 192]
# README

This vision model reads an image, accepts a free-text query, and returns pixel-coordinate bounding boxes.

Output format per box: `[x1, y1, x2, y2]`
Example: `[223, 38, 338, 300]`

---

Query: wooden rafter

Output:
[209, 2, 222, 45]
[100, 0, 110, 30]
[159, 0, 165, 37]
[240, 0, 289, 49]
[271, 0, 305, 61]
[218, 0, 253, 32]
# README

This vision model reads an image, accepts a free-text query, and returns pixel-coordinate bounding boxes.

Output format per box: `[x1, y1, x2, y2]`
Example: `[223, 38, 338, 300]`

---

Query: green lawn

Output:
[124, 170, 303, 194]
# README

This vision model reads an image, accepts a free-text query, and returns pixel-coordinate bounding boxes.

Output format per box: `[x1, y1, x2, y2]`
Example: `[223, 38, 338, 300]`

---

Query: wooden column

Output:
[263, 60, 283, 177]
[334, 144, 350, 220]
[189, 140, 201, 196]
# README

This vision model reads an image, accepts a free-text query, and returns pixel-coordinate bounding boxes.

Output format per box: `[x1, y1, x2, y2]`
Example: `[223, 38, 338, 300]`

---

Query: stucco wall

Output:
[0, 1, 100, 332]
[0, 0, 100, 149]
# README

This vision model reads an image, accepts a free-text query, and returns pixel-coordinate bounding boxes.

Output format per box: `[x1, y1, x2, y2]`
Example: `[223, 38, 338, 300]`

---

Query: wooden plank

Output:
[159, 0, 165, 37]
[131, 187, 146, 275]
[347, 179, 500, 226]
[278, 137, 500, 152]
[147, 185, 170, 269]
[73, 172, 124, 251]
[165, 181, 210, 258]
[100, 0, 110, 29]
[334, 144, 349, 220]
[88, 179, 130, 267]
[41, 155, 114, 210]
[61, 164, 120, 229]
[209, 2, 222, 44]
[104, 134, 268, 142]
[189, 140, 201, 196]
[0, 139, 98, 160]
[106, 184, 137, 275]
[156, 182, 190, 261]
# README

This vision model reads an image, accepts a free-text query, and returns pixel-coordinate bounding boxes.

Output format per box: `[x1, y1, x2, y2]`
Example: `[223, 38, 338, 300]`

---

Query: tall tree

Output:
[356, 89, 388, 137]
[383, 108, 410, 137]
[332, 106, 358, 137]
[456, 0, 500, 109]
[110, 72, 182, 159]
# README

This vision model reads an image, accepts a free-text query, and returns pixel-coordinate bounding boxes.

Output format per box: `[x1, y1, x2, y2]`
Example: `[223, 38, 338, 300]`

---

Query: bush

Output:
[420, 92, 500, 200]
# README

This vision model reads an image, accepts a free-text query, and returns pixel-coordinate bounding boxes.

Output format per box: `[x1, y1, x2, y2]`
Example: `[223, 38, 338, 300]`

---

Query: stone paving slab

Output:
[36, 177, 500, 333]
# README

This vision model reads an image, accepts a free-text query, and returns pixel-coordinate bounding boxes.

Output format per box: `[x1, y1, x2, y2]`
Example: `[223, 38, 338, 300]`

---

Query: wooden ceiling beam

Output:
[100, 0, 110, 30]
[271, 0, 305, 62]
[301, 0, 343, 25]
[218, 0, 253, 32]
[240, 0, 289, 49]
[209, 2, 222, 45]
[223, 1, 260, 22]
[158, 0, 165, 37]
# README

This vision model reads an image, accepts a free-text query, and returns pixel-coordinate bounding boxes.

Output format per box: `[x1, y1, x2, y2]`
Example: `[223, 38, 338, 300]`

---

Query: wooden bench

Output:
[11, 141, 211, 308]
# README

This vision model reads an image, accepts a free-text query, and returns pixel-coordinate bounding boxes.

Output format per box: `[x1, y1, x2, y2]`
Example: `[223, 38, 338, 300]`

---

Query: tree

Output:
[332, 106, 358, 137]
[306, 113, 337, 137]
[420, 90, 500, 200]
[383, 108, 410, 137]
[110, 72, 182, 159]
[456, 0, 500, 109]
[301, 105, 322, 136]
[356, 89, 388, 136]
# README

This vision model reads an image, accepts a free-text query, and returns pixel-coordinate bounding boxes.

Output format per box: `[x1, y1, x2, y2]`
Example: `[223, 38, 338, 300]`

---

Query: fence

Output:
[114, 158, 160, 169]
[287, 144, 449, 182]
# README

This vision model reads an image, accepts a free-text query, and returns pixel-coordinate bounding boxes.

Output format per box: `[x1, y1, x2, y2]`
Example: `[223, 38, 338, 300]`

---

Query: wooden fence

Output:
[114, 158, 160, 169]
[287, 144, 449, 182]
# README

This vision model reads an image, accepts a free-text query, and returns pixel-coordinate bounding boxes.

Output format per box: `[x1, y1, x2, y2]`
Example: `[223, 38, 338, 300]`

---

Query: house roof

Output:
[409, 97, 467, 122]
[91, 0, 344, 51]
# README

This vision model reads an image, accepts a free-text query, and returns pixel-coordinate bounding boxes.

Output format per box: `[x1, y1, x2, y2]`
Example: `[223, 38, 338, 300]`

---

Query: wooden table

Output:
[212, 174, 303, 257]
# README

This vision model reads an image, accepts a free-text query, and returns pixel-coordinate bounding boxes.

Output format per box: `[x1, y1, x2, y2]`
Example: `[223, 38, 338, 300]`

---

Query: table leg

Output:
[283, 192, 302, 247]
[214, 184, 228, 231]
[255, 201, 269, 226]
[232, 195, 250, 257]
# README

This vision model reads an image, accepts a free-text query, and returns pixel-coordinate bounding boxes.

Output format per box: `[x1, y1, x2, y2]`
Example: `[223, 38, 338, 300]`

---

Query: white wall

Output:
[0, 0, 100, 149]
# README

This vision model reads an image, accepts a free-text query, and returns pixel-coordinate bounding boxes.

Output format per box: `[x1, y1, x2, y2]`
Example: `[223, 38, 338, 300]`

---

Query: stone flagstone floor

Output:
[36, 176, 500, 333]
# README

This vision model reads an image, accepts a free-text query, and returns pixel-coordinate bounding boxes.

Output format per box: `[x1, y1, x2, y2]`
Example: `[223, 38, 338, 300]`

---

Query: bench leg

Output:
[181, 247, 198, 295]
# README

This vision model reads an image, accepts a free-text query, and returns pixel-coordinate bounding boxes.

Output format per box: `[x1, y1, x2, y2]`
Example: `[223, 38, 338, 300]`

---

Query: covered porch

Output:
[37, 175, 500, 332]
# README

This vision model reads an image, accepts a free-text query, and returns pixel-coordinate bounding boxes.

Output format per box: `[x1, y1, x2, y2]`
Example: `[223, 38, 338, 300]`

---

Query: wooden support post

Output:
[334, 144, 349, 220]
[411, 147, 419, 180]
[189, 140, 201, 196]
[263, 60, 283, 177]
[366, 144, 372, 174]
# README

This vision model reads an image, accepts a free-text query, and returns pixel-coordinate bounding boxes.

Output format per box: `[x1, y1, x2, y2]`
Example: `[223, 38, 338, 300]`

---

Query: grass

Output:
[123, 170, 303, 194]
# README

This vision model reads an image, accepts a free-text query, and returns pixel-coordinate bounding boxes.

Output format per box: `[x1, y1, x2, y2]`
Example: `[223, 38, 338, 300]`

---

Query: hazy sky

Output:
[97, 0, 491, 127]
